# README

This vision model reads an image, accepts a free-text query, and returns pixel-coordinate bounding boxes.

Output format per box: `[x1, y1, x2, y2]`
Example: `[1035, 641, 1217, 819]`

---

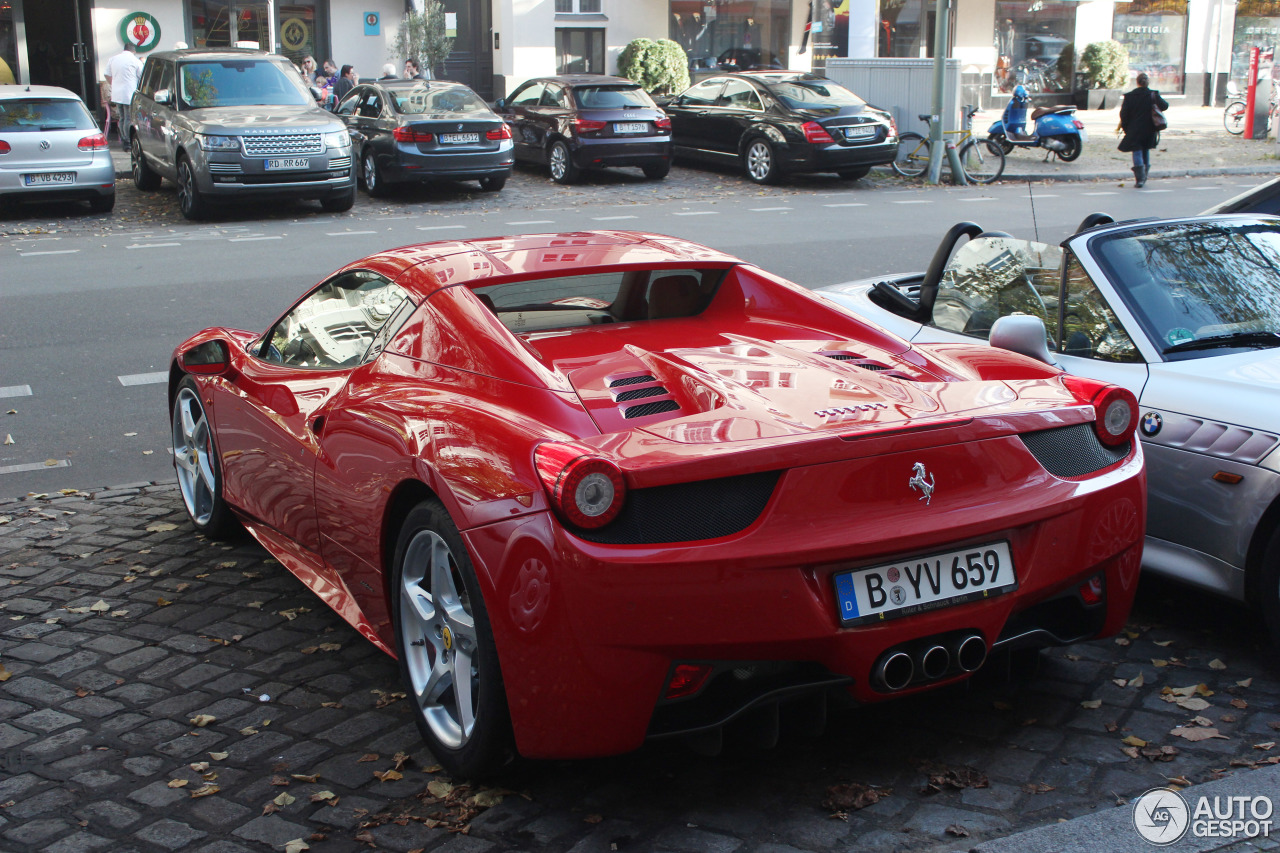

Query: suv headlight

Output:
[198, 134, 240, 152]
[324, 131, 349, 148]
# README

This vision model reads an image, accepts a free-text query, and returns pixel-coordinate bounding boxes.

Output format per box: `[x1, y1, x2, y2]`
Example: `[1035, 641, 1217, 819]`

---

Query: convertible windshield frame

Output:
[1086, 218, 1280, 360]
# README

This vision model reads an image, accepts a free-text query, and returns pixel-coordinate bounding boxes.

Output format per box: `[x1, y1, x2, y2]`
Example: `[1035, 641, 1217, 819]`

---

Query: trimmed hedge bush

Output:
[618, 38, 690, 94]
[1079, 40, 1129, 90]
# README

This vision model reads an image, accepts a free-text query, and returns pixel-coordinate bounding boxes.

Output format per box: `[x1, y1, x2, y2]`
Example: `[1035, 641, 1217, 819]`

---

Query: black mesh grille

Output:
[615, 386, 668, 402]
[610, 374, 657, 387]
[1020, 423, 1130, 478]
[854, 363, 893, 372]
[822, 353, 863, 361]
[575, 470, 782, 545]
[623, 399, 680, 419]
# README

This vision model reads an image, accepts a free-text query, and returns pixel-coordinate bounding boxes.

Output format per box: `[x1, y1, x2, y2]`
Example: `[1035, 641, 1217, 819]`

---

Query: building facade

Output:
[0, 1, 1257, 110]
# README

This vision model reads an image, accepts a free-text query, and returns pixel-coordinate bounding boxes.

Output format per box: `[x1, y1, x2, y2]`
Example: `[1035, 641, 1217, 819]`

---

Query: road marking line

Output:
[958, 197, 996, 202]
[507, 220, 554, 225]
[415, 225, 466, 231]
[18, 249, 80, 256]
[750, 207, 793, 212]
[1082, 192, 1116, 196]
[1187, 186, 1219, 191]
[1033, 194, 1059, 198]
[326, 230, 376, 236]
[118, 372, 168, 387]
[592, 215, 637, 221]
[824, 203, 867, 208]
[0, 460, 70, 474]
[892, 200, 932, 204]
[0, 386, 33, 399]
[1141, 189, 1173, 193]
[229, 236, 283, 242]
[126, 242, 182, 250]
[672, 211, 718, 216]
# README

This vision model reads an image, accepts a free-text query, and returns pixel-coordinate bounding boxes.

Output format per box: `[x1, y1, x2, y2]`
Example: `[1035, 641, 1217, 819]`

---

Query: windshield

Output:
[933, 236, 1063, 339]
[573, 86, 655, 109]
[768, 79, 866, 110]
[1091, 220, 1280, 357]
[0, 98, 96, 132]
[178, 60, 312, 108]
[391, 85, 490, 114]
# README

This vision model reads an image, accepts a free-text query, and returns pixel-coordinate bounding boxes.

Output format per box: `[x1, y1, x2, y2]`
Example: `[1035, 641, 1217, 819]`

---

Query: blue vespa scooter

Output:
[987, 85, 1087, 161]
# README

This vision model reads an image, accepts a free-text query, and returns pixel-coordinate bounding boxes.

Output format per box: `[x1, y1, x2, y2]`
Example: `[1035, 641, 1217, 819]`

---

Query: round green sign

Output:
[119, 12, 162, 53]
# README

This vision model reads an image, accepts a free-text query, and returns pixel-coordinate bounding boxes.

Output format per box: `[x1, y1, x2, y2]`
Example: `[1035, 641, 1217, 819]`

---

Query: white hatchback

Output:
[820, 213, 1280, 639]
[0, 84, 115, 212]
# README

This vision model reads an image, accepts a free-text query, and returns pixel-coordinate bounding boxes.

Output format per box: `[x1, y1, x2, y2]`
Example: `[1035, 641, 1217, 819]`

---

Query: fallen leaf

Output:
[190, 762, 210, 772]
[1209, 659, 1227, 670]
[392, 751, 410, 770]
[270, 775, 290, 786]
[946, 824, 971, 837]
[1171, 727, 1228, 742]
[283, 841, 309, 853]
[273, 792, 296, 807]
[374, 769, 403, 783]
[1154, 640, 1174, 647]
[146, 523, 177, 532]
[1140, 745, 1179, 762]
[167, 779, 189, 788]
[1122, 736, 1148, 748]
[0, 665, 10, 683]
[1080, 699, 1103, 709]
[1112, 678, 1127, 688]
[190, 784, 219, 798]
[156, 597, 172, 607]
[425, 779, 453, 797]
[357, 753, 379, 763]
[290, 774, 319, 783]
[239, 727, 258, 736]
[1115, 637, 1131, 646]
[822, 781, 891, 811]
[1237, 678, 1254, 689]
[89, 600, 109, 612]
[1193, 716, 1214, 727]
[209, 752, 228, 761]
[1256, 742, 1277, 751]
[1022, 782, 1055, 794]
[470, 789, 504, 808]
[584, 814, 604, 824]
[189, 715, 216, 727]
[1128, 674, 1145, 688]
[309, 790, 337, 802]
[921, 765, 988, 794]
[1231, 698, 1248, 709]
[1175, 697, 1211, 712]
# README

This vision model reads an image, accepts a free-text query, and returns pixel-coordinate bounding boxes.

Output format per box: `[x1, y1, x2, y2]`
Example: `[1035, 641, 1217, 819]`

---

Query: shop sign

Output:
[119, 12, 162, 53]
[364, 12, 380, 36]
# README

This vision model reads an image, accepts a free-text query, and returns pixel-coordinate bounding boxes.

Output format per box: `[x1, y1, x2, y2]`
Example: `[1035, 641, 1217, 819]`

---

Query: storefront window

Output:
[190, 1, 270, 50]
[994, 0, 1075, 93]
[1231, 0, 1280, 89]
[1112, 0, 1187, 94]
[277, 2, 328, 67]
[0, 2, 19, 84]
[669, 1, 791, 73]
[880, 0, 929, 58]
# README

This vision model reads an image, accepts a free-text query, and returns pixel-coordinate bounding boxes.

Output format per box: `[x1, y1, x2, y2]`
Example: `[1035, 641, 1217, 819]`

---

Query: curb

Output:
[997, 165, 1280, 183]
[973, 763, 1280, 853]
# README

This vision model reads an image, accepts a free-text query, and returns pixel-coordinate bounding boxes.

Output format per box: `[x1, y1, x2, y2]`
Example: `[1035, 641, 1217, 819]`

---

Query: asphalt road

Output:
[0, 171, 1253, 497]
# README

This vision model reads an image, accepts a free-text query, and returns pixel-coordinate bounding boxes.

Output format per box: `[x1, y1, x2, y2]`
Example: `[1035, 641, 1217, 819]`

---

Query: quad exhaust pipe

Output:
[872, 632, 987, 692]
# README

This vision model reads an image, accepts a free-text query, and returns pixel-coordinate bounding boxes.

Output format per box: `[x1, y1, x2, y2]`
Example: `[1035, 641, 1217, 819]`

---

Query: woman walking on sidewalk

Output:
[1119, 72, 1167, 188]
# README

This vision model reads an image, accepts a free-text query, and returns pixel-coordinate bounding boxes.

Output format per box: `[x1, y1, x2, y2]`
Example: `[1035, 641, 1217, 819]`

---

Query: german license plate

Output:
[833, 541, 1016, 626]
[440, 133, 480, 144]
[265, 158, 310, 170]
[24, 172, 75, 186]
[843, 125, 877, 139]
[614, 122, 647, 134]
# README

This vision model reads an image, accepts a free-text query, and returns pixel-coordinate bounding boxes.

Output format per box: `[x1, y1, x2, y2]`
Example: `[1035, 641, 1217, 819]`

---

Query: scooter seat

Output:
[1031, 106, 1076, 120]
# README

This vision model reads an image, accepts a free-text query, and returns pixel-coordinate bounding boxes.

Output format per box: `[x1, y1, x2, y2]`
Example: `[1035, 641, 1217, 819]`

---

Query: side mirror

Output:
[180, 339, 231, 375]
[309, 85, 323, 103]
[493, 97, 506, 110]
[154, 88, 173, 106]
[990, 315, 1057, 367]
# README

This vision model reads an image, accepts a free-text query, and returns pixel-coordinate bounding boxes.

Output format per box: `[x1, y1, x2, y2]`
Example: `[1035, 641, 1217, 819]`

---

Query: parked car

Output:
[662, 72, 896, 184]
[168, 229, 1144, 777]
[337, 79, 513, 196]
[819, 213, 1280, 638]
[493, 75, 672, 183]
[0, 84, 114, 212]
[129, 48, 355, 220]
[1203, 175, 1280, 216]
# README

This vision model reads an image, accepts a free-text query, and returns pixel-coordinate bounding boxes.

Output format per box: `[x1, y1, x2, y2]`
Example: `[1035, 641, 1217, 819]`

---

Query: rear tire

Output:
[837, 166, 871, 180]
[88, 192, 116, 213]
[478, 174, 507, 192]
[176, 157, 208, 221]
[891, 132, 929, 178]
[642, 161, 671, 180]
[131, 138, 161, 190]
[742, 138, 779, 184]
[362, 149, 388, 198]
[548, 140, 578, 184]
[1225, 101, 1247, 135]
[392, 499, 514, 778]
[1055, 134, 1083, 162]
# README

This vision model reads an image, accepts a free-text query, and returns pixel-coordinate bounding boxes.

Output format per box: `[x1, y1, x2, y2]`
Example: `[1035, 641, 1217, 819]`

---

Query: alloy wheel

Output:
[746, 140, 773, 183]
[399, 529, 480, 749]
[171, 387, 217, 526]
[363, 152, 377, 192]
[549, 145, 568, 181]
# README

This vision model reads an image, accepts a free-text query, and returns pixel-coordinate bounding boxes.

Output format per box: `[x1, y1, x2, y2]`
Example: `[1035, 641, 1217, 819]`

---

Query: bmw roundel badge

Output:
[1141, 411, 1162, 437]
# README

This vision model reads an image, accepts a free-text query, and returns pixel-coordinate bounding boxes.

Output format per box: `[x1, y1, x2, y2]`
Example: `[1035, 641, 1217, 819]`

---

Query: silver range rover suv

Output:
[129, 48, 355, 220]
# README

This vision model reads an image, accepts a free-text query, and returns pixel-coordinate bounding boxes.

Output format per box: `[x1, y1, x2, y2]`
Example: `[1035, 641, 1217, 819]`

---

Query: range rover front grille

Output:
[242, 133, 324, 156]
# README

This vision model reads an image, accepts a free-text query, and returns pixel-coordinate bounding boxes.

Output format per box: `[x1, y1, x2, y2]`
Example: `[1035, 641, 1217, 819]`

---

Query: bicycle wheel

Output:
[959, 138, 1005, 185]
[891, 132, 930, 178]
[1225, 101, 1247, 135]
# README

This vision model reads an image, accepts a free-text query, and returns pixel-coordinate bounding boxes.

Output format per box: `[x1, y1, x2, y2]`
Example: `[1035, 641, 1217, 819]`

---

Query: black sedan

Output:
[663, 72, 897, 184]
[493, 75, 672, 184]
[337, 80, 513, 196]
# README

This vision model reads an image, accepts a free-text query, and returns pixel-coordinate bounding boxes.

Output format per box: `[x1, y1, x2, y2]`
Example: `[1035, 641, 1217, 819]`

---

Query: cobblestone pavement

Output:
[3, 104, 1279, 240]
[1, 483, 1278, 853]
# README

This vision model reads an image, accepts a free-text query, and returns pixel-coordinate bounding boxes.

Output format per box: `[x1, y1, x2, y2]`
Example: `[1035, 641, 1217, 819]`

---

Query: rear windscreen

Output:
[391, 86, 490, 114]
[768, 79, 866, 110]
[0, 99, 96, 132]
[178, 60, 311, 108]
[574, 86, 655, 109]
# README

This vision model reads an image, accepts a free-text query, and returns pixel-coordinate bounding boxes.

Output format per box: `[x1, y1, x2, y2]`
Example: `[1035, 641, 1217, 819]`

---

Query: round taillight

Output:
[534, 444, 626, 529]
[1096, 386, 1137, 445]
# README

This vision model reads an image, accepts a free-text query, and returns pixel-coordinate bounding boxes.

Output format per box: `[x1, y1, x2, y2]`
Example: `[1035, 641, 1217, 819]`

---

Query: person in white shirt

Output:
[105, 43, 144, 150]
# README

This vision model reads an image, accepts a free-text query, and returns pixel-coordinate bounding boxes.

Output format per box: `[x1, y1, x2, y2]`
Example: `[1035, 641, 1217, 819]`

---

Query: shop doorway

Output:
[190, 1, 272, 50]
[437, 0, 493, 99]
[22, 0, 97, 107]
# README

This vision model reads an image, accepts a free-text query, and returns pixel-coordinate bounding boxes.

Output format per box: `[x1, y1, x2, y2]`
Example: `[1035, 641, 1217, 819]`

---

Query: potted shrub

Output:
[1077, 40, 1130, 109]
[618, 38, 690, 95]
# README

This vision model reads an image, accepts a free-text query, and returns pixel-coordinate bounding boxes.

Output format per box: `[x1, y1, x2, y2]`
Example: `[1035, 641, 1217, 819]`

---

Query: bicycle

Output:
[1225, 98, 1275, 135]
[891, 105, 1006, 184]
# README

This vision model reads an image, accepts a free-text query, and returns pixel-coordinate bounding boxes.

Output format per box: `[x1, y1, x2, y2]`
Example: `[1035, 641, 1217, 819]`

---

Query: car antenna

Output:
[1027, 180, 1040, 242]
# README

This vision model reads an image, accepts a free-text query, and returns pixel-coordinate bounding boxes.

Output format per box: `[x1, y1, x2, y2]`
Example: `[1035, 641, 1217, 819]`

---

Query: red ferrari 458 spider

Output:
[169, 231, 1145, 777]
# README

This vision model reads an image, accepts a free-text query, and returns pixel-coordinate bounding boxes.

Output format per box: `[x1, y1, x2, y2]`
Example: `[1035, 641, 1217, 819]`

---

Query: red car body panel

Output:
[171, 231, 1146, 761]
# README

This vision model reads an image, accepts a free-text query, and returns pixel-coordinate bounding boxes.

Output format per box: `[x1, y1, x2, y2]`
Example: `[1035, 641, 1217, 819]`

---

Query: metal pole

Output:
[1209, 0, 1224, 107]
[72, 0, 88, 101]
[926, 0, 950, 184]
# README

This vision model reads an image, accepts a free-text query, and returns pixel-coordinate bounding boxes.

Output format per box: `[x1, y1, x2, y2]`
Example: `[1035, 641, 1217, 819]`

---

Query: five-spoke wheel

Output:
[170, 377, 235, 537]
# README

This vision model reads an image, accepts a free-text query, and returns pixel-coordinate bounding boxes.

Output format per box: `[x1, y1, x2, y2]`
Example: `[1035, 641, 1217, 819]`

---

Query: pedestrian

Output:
[1118, 72, 1168, 188]
[403, 58, 426, 80]
[301, 55, 317, 80]
[314, 74, 334, 110]
[334, 64, 356, 102]
[105, 41, 143, 150]
[323, 60, 338, 89]
[379, 63, 398, 81]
